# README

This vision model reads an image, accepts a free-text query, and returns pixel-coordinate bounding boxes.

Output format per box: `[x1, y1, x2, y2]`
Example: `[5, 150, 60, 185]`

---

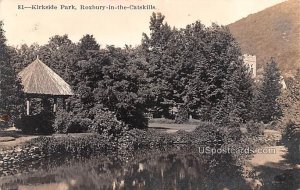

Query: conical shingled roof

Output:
[18, 58, 74, 96]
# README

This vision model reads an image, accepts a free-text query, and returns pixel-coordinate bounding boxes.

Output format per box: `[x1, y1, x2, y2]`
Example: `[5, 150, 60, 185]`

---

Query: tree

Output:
[142, 14, 254, 123]
[10, 43, 39, 73]
[94, 46, 148, 129]
[255, 58, 282, 123]
[67, 34, 105, 120]
[38, 35, 78, 84]
[0, 21, 24, 126]
[142, 13, 176, 118]
[78, 34, 100, 60]
[186, 23, 254, 124]
[279, 69, 300, 124]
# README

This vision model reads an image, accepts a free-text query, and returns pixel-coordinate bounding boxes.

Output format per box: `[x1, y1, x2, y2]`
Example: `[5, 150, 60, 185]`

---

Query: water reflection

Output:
[0, 148, 251, 190]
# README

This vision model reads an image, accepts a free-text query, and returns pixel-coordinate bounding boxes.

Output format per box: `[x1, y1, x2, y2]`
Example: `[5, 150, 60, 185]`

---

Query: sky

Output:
[0, 0, 286, 47]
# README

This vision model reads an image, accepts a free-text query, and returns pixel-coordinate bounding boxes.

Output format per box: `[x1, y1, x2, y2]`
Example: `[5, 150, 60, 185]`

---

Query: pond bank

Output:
[0, 147, 250, 190]
[0, 133, 112, 176]
[1, 126, 285, 181]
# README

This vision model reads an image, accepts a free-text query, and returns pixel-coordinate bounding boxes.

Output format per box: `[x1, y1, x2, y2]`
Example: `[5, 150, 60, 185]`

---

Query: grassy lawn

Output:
[149, 123, 198, 132]
[148, 118, 200, 132]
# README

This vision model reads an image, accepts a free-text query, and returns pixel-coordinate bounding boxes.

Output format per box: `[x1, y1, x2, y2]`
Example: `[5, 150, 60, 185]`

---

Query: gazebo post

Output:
[53, 97, 57, 113]
[26, 98, 30, 116]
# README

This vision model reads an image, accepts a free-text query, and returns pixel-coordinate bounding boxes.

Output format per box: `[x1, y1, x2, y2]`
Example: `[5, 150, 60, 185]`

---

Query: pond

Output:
[0, 146, 253, 190]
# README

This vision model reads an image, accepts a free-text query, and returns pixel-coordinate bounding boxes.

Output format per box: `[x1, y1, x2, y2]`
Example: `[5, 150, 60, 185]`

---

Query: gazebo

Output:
[18, 57, 74, 115]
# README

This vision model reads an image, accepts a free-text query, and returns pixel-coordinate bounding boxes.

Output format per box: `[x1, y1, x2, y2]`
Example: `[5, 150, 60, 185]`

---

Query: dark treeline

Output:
[1, 13, 286, 134]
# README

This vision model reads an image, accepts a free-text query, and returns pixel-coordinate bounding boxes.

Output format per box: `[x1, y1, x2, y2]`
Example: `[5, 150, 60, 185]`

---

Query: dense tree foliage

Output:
[142, 14, 254, 124]
[0, 21, 24, 127]
[94, 46, 149, 128]
[255, 58, 282, 123]
[141, 13, 176, 118]
[279, 69, 300, 124]
[5, 12, 258, 133]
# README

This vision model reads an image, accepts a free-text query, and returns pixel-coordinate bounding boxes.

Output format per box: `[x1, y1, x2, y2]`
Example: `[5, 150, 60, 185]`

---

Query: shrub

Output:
[23, 133, 114, 156]
[282, 122, 300, 164]
[118, 128, 175, 150]
[54, 108, 123, 137]
[16, 111, 55, 134]
[53, 110, 71, 133]
[244, 121, 264, 136]
[192, 122, 222, 145]
[192, 121, 258, 155]
[175, 105, 189, 124]
[88, 109, 123, 138]
[53, 110, 91, 133]
[174, 129, 191, 143]
[0, 121, 9, 130]
[282, 121, 299, 141]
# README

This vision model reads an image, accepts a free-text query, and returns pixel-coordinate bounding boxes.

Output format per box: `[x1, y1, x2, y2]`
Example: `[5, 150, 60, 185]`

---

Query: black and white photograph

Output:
[0, 0, 299, 189]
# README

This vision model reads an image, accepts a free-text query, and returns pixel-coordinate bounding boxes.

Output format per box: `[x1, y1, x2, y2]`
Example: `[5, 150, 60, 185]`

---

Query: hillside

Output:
[228, 0, 300, 76]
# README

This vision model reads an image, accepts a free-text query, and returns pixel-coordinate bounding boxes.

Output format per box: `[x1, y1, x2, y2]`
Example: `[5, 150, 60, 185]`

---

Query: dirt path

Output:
[0, 129, 39, 150]
[0, 136, 39, 149]
[248, 146, 290, 168]
[244, 130, 300, 189]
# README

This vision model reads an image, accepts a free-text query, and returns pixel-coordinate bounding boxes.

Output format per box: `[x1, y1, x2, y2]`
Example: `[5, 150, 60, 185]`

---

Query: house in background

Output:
[243, 54, 257, 78]
[280, 76, 287, 90]
[243, 54, 287, 90]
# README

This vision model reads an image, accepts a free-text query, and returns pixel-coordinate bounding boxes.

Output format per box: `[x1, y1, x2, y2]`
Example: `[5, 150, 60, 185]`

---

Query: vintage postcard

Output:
[0, 0, 299, 189]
